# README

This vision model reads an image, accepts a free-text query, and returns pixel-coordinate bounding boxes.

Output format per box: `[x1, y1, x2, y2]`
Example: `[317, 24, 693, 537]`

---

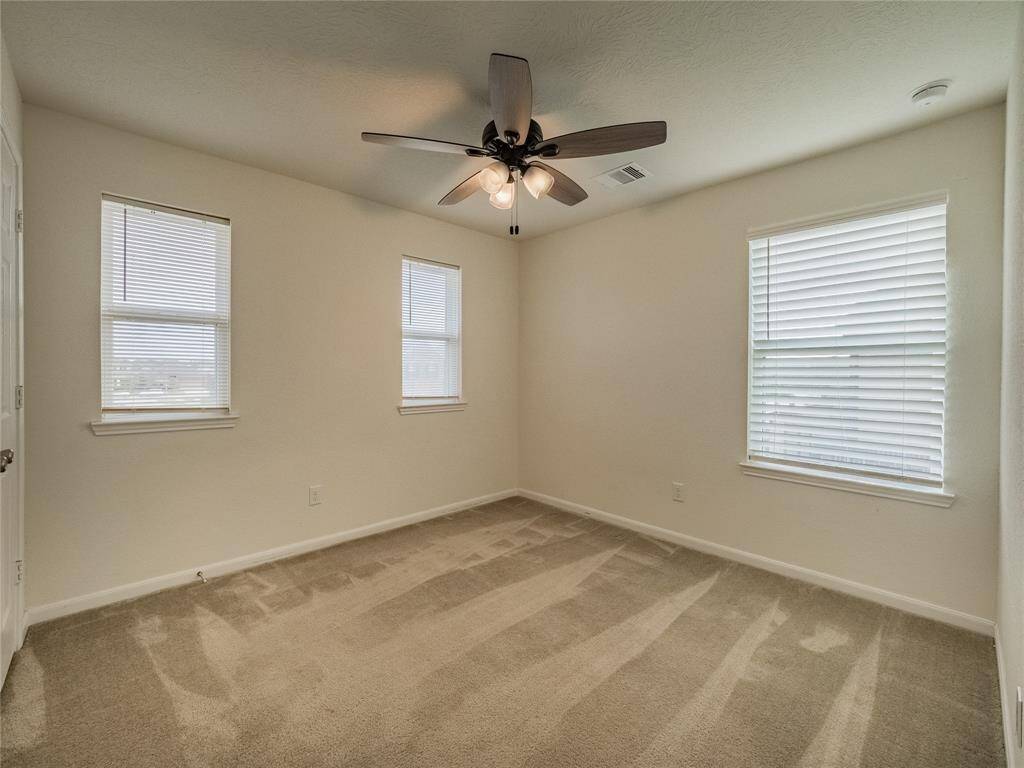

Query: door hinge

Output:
[15, 209, 23, 234]
[14, 385, 23, 410]
[14, 559, 23, 584]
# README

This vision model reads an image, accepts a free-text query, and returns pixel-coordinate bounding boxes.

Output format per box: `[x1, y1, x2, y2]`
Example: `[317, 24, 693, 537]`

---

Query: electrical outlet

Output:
[672, 481, 686, 503]
[308, 485, 323, 506]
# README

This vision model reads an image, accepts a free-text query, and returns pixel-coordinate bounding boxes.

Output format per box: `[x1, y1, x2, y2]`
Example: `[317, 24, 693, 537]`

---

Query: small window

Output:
[100, 195, 231, 414]
[401, 257, 461, 403]
[747, 202, 947, 488]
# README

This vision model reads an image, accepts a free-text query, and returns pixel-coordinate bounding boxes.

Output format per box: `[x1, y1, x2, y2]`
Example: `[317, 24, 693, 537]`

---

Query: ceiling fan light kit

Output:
[479, 161, 510, 195]
[362, 53, 668, 235]
[523, 165, 554, 200]
[489, 181, 516, 210]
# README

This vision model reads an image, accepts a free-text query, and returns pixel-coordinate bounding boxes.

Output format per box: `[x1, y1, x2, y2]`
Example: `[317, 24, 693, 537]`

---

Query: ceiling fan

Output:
[362, 53, 667, 235]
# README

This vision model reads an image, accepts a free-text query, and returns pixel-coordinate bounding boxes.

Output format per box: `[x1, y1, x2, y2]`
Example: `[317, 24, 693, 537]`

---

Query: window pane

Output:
[402, 258, 460, 398]
[748, 203, 946, 484]
[403, 264, 448, 333]
[109, 207, 222, 313]
[402, 338, 459, 398]
[103, 318, 227, 409]
[101, 197, 231, 410]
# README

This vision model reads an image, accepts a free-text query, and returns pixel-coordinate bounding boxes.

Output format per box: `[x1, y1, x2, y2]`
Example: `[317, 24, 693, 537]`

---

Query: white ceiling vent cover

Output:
[595, 163, 650, 189]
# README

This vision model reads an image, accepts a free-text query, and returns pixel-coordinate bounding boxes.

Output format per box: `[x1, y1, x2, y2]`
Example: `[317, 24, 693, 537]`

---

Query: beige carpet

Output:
[0, 496, 1005, 767]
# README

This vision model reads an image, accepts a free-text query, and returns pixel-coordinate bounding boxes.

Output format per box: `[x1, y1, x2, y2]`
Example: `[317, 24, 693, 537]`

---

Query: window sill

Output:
[738, 460, 955, 508]
[397, 399, 467, 415]
[91, 412, 240, 436]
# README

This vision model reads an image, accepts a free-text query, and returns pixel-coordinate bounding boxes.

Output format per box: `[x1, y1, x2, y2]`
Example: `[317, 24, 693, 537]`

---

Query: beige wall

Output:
[999, 6, 1024, 763]
[520, 106, 1005, 621]
[1, 33, 22, 154]
[22, 106, 519, 608]
[22, 100, 1009, 623]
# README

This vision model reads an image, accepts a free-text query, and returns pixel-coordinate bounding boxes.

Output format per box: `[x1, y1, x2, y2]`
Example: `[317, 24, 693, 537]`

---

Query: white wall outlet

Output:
[672, 481, 686, 503]
[308, 485, 323, 506]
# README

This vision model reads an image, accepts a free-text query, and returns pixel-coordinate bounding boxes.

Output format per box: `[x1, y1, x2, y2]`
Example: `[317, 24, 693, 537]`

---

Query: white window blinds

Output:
[402, 257, 461, 399]
[101, 196, 231, 411]
[748, 202, 947, 486]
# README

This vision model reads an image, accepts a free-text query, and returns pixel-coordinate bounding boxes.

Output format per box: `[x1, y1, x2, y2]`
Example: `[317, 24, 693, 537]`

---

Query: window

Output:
[401, 256, 462, 411]
[97, 195, 232, 430]
[746, 201, 948, 495]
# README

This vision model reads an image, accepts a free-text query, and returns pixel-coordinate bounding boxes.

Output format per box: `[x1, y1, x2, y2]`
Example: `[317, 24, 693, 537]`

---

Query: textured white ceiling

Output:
[1, 1, 1017, 239]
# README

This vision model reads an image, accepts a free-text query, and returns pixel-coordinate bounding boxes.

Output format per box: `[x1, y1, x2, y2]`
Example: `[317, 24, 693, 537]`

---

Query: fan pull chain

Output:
[509, 169, 515, 235]
[509, 169, 520, 236]
[514, 170, 520, 236]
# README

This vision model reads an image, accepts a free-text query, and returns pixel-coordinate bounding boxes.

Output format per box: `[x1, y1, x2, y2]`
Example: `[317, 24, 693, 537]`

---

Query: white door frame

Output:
[0, 114, 25, 660]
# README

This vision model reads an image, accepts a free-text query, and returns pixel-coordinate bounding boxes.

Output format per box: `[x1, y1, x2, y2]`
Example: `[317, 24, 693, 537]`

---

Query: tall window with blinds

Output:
[100, 196, 231, 413]
[402, 257, 461, 400]
[747, 202, 947, 487]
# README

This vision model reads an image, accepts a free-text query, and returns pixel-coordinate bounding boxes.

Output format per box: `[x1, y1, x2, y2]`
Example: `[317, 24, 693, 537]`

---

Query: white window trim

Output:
[739, 460, 955, 508]
[400, 255, 463, 411]
[744, 193, 951, 499]
[97, 194, 232, 431]
[91, 411, 240, 436]
[397, 398, 467, 415]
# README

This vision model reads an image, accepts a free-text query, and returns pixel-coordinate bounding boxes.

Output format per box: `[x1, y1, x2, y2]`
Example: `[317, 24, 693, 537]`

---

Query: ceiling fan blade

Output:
[361, 132, 485, 156]
[535, 121, 667, 159]
[437, 171, 484, 206]
[489, 53, 532, 146]
[530, 162, 587, 206]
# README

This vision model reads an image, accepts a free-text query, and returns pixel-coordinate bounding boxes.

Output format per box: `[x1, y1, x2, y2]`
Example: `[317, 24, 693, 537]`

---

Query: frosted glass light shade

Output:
[523, 166, 554, 199]
[489, 182, 515, 210]
[480, 162, 510, 195]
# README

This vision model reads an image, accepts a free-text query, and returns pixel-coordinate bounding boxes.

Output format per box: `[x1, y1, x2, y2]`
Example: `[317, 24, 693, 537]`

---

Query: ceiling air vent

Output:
[595, 163, 650, 189]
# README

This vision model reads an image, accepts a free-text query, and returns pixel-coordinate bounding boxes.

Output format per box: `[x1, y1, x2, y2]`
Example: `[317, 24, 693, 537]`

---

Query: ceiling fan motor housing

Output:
[481, 120, 547, 169]
[362, 54, 668, 221]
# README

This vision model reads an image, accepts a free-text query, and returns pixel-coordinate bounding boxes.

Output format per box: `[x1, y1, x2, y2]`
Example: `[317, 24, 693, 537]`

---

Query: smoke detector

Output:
[595, 163, 650, 189]
[911, 80, 951, 107]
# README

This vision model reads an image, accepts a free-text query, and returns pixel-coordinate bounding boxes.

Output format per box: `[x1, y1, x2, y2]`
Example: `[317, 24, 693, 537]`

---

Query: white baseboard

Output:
[25, 488, 518, 627]
[997, 625, 1018, 768]
[25, 485, 995, 639]
[518, 488, 995, 636]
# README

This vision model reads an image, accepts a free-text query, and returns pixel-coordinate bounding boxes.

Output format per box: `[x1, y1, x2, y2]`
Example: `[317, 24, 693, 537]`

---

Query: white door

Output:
[0, 126, 23, 684]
